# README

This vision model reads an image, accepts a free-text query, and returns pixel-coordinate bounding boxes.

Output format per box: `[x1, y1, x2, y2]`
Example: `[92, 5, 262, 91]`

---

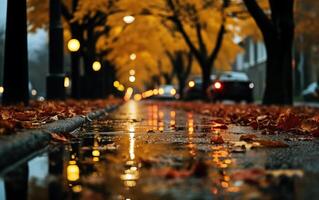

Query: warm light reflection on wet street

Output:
[1, 100, 319, 199]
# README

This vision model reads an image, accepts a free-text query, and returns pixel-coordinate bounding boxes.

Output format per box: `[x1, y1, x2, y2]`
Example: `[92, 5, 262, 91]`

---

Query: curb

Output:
[0, 104, 120, 173]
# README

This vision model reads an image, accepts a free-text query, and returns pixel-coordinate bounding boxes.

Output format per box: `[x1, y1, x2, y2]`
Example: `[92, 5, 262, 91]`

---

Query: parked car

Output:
[302, 82, 319, 102]
[156, 84, 177, 100]
[184, 75, 216, 100]
[207, 71, 254, 102]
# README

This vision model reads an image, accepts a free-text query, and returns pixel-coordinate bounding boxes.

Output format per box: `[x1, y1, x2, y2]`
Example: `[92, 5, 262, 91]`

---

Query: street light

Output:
[188, 81, 195, 88]
[134, 94, 142, 101]
[113, 81, 120, 88]
[130, 53, 136, 61]
[118, 85, 125, 91]
[124, 87, 134, 101]
[129, 75, 136, 83]
[67, 39, 80, 52]
[129, 69, 135, 76]
[31, 89, 37, 96]
[64, 77, 71, 88]
[92, 61, 102, 71]
[123, 15, 135, 24]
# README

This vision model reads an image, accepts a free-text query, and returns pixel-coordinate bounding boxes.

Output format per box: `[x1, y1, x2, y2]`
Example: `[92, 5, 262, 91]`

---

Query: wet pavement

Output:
[1, 100, 319, 200]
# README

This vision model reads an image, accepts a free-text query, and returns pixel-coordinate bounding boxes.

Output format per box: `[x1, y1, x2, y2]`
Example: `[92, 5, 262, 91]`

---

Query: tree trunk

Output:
[263, 1, 294, 105]
[47, 0, 65, 100]
[201, 63, 211, 100]
[178, 77, 186, 99]
[2, 0, 29, 105]
[243, 0, 294, 105]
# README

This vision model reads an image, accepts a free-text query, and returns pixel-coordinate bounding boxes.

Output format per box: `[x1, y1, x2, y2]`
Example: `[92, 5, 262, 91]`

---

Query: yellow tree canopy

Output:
[27, 0, 268, 90]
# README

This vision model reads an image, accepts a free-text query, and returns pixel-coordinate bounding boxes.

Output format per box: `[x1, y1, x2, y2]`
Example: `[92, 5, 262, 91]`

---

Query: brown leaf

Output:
[211, 123, 228, 129]
[239, 134, 257, 142]
[277, 111, 302, 131]
[211, 135, 224, 144]
[0, 120, 16, 134]
[50, 132, 68, 142]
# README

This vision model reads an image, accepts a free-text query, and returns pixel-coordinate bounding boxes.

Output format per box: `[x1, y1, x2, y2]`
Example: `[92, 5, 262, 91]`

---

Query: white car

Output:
[302, 82, 319, 102]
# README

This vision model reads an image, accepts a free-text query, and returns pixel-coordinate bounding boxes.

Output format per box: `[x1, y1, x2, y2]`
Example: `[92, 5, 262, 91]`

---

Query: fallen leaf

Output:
[211, 135, 224, 144]
[211, 123, 228, 129]
[239, 134, 257, 142]
[276, 111, 302, 131]
[50, 133, 68, 142]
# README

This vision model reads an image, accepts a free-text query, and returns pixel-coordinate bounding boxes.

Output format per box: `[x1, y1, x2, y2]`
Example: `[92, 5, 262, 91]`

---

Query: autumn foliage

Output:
[155, 101, 319, 137]
[0, 99, 121, 135]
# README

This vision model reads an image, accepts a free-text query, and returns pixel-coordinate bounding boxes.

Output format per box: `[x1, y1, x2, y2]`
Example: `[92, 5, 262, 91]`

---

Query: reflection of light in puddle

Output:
[121, 122, 140, 188]
[159, 122, 164, 132]
[187, 113, 196, 157]
[92, 150, 100, 157]
[72, 185, 82, 193]
[67, 161, 80, 182]
[210, 145, 240, 194]
[159, 111, 164, 118]
[92, 135, 101, 162]
[170, 111, 176, 118]
[188, 113, 194, 134]
[170, 120, 175, 126]
[129, 132, 135, 160]
[128, 126, 135, 133]
[127, 100, 138, 119]
[170, 110, 176, 127]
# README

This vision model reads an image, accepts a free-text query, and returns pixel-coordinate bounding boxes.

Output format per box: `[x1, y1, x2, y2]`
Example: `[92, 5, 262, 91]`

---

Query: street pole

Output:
[47, 0, 66, 99]
[2, 0, 29, 105]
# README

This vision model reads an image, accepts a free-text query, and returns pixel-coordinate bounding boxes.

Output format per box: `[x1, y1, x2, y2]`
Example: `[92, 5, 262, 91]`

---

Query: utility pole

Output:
[47, 0, 66, 99]
[2, 0, 29, 105]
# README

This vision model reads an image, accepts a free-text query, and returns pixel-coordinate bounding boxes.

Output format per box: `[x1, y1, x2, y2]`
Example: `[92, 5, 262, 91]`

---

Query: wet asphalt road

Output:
[1, 100, 319, 200]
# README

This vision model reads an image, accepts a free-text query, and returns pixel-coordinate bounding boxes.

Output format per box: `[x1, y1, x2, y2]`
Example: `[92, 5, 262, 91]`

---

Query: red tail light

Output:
[214, 81, 222, 89]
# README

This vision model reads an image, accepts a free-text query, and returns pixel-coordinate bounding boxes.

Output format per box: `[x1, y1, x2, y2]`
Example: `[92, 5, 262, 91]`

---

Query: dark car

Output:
[207, 71, 254, 102]
[184, 75, 216, 100]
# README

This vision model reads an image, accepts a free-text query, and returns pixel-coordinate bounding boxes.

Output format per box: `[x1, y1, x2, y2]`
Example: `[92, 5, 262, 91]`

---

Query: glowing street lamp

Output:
[129, 69, 135, 76]
[92, 61, 102, 71]
[67, 39, 80, 52]
[129, 75, 136, 83]
[123, 15, 135, 24]
[118, 85, 125, 91]
[124, 87, 134, 101]
[188, 81, 195, 88]
[134, 94, 142, 101]
[31, 89, 37, 96]
[130, 53, 136, 61]
[64, 77, 71, 88]
[67, 162, 80, 182]
[113, 81, 120, 88]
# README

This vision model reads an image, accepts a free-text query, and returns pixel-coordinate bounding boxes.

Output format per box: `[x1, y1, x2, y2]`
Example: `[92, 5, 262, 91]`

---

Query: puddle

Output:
[1, 100, 319, 199]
